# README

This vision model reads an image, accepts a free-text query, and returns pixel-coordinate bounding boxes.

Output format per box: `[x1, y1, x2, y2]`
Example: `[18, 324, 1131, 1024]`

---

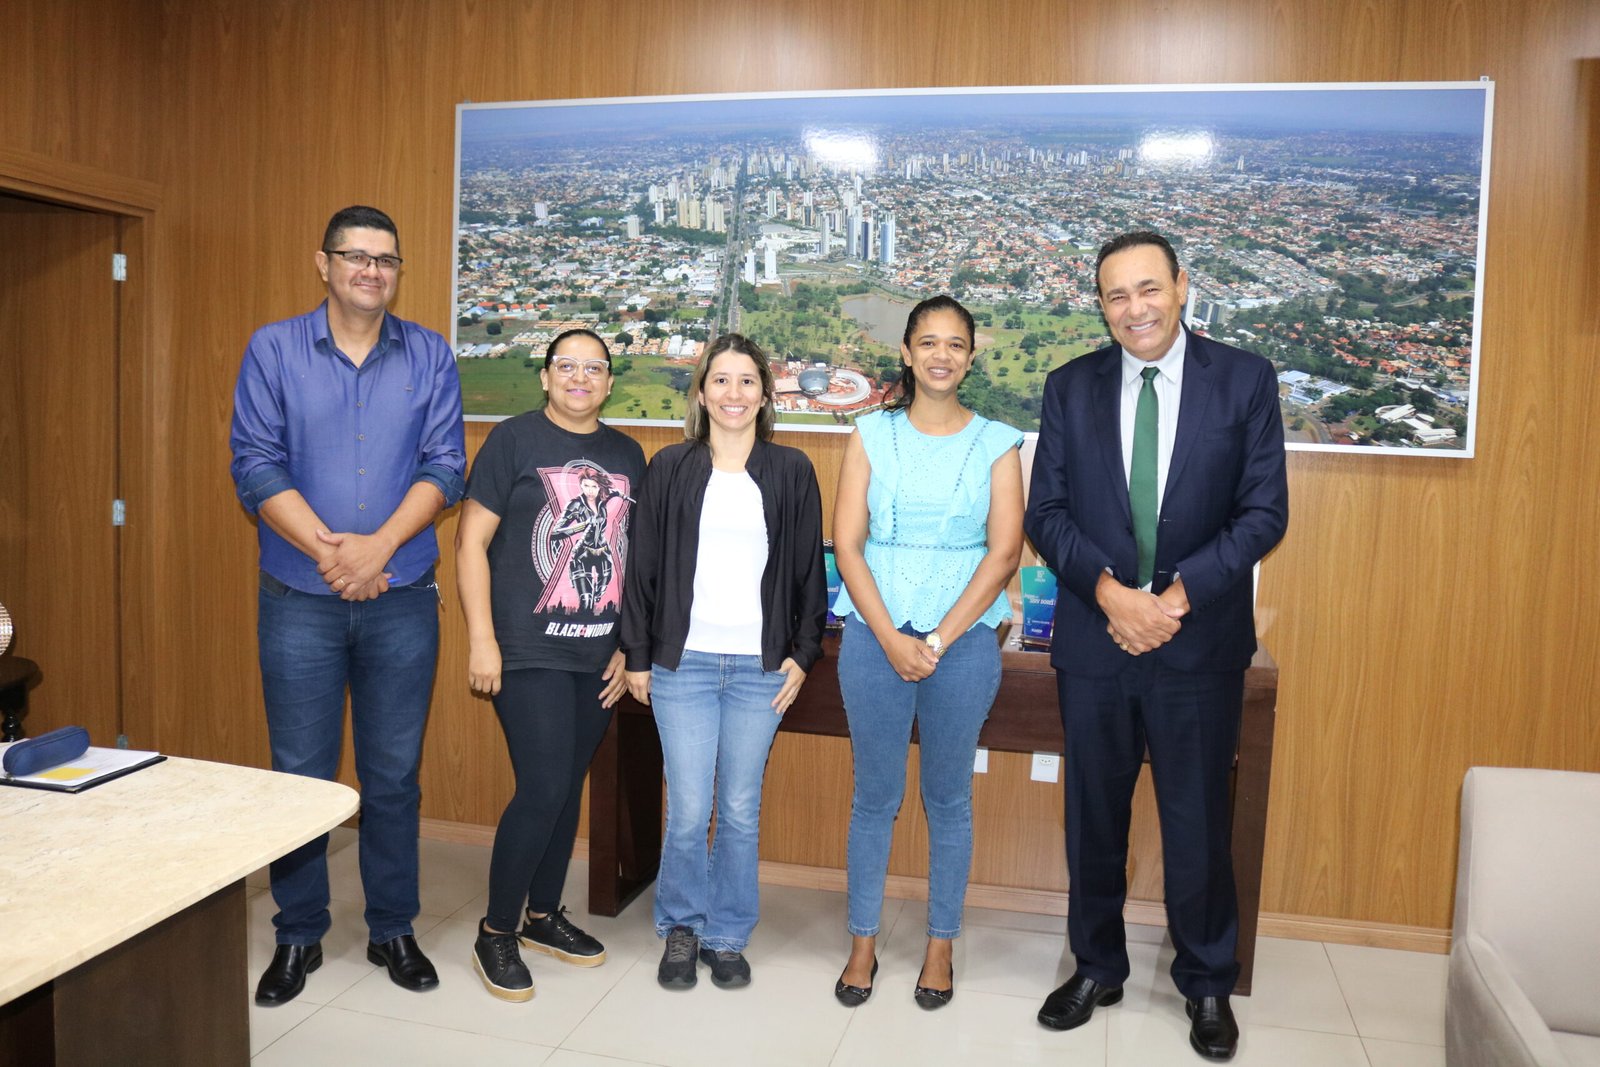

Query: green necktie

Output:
[1130, 366, 1160, 588]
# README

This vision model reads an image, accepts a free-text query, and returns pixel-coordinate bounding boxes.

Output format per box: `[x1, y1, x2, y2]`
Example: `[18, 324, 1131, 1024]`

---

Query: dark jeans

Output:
[485, 666, 614, 932]
[1058, 658, 1243, 999]
[258, 569, 439, 945]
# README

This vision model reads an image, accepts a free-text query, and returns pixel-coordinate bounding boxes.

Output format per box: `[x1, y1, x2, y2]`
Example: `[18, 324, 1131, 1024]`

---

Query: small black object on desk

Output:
[0, 657, 41, 742]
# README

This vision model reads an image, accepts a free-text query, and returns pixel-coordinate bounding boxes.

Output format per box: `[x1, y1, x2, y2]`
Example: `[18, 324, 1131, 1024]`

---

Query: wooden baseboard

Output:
[420, 817, 594, 860]
[1256, 913, 1450, 954]
[418, 821, 1450, 955]
[419, 817, 497, 847]
[752, 859, 1166, 926]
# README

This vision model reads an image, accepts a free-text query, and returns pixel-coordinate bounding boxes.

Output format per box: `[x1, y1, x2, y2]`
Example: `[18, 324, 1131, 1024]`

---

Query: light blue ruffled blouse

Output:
[834, 409, 1023, 633]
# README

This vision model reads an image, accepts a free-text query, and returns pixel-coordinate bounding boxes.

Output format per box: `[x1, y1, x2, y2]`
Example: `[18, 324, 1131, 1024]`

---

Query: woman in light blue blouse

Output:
[831, 294, 1024, 1010]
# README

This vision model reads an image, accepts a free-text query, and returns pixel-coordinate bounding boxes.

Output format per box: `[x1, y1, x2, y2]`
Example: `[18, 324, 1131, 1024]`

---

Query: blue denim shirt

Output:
[229, 302, 466, 593]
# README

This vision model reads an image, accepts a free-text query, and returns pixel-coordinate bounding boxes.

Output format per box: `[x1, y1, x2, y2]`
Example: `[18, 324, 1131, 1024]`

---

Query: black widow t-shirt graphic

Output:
[531, 461, 633, 618]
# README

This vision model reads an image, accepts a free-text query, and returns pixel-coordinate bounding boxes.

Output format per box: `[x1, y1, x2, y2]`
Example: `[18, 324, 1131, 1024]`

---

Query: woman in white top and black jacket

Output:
[621, 333, 827, 992]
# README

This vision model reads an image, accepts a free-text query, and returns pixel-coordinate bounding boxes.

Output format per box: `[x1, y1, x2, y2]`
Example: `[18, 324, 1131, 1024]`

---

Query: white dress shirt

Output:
[1119, 328, 1186, 516]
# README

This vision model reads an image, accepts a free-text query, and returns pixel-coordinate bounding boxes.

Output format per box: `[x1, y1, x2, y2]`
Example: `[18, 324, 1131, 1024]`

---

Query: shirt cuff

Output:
[236, 465, 293, 514]
[415, 464, 466, 507]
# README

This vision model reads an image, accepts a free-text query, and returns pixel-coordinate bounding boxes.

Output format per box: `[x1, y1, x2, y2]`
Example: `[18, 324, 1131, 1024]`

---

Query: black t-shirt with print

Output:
[465, 409, 646, 673]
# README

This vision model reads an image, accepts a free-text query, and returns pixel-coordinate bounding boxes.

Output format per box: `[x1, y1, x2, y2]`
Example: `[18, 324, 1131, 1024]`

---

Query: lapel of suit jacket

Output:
[1093, 348, 1131, 526]
[1164, 327, 1214, 497]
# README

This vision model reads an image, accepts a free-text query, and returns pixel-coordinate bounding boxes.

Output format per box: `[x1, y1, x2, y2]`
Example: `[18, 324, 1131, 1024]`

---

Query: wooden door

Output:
[0, 196, 122, 745]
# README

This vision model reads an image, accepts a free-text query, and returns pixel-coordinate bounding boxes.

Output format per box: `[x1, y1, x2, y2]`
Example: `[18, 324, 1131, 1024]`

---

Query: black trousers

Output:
[1057, 657, 1243, 998]
[485, 666, 613, 932]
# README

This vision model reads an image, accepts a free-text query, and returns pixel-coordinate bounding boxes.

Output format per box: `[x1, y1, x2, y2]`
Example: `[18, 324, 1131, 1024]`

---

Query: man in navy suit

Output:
[1024, 231, 1288, 1061]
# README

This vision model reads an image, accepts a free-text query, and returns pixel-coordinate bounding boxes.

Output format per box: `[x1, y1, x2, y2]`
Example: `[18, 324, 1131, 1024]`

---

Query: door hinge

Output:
[112, 499, 126, 526]
[112, 253, 127, 282]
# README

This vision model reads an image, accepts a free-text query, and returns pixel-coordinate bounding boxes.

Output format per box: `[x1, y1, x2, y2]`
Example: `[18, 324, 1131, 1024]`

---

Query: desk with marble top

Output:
[0, 756, 358, 1065]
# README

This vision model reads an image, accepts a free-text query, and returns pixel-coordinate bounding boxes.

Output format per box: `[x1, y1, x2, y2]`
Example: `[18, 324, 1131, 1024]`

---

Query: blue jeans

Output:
[258, 569, 439, 945]
[651, 651, 785, 952]
[839, 614, 1001, 939]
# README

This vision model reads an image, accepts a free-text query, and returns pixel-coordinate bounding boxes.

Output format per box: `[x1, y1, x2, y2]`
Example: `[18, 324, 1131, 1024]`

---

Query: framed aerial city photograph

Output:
[452, 81, 1492, 455]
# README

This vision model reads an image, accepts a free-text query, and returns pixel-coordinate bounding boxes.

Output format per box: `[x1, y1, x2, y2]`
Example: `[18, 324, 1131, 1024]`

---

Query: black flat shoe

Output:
[834, 957, 878, 1007]
[913, 960, 954, 1011]
[1038, 973, 1123, 1030]
[366, 933, 440, 991]
[1186, 996, 1239, 1060]
[255, 942, 322, 1006]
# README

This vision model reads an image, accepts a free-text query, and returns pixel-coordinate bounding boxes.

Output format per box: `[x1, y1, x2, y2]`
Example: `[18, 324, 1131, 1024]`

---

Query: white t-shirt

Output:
[685, 469, 768, 655]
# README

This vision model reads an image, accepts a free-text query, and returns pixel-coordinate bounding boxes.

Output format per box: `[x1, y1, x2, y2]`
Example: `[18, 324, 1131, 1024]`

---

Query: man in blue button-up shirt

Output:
[230, 205, 466, 1006]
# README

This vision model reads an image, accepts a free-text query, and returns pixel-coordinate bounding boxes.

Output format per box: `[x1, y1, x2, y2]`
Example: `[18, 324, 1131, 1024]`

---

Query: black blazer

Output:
[620, 438, 827, 675]
[1024, 329, 1289, 677]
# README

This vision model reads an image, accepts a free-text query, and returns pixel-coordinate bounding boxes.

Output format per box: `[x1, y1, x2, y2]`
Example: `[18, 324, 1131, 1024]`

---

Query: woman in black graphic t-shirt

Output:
[454, 328, 644, 1003]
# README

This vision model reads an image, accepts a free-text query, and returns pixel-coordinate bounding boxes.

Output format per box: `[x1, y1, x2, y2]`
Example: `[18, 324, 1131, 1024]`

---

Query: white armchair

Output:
[1447, 767, 1600, 1066]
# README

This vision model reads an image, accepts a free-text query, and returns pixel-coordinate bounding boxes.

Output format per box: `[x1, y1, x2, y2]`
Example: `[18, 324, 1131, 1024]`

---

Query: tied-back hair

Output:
[544, 328, 613, 369]
[884, 294, 976, 411]
[684, 333, 778, 442]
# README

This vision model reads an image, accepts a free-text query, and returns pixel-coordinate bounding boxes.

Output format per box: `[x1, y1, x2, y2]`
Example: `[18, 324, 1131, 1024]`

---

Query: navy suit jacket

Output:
[1024, 328, 1288, 678]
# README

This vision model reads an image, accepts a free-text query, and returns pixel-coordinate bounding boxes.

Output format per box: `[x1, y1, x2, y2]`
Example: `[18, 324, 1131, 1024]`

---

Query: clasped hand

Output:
[315, 527, 394, 601]
[886, 631, 940, 682]
[1099, 574, 1188, 655]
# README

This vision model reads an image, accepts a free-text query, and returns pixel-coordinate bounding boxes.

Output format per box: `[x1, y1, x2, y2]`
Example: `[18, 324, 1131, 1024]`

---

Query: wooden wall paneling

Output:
[0, 1, 163, 181]
[29, 0, 1585, 940]
[1567, 53, 1600, 770]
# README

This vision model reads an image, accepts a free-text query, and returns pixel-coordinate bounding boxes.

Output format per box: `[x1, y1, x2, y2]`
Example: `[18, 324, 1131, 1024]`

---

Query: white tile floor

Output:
[246, 829, 1448, 1066]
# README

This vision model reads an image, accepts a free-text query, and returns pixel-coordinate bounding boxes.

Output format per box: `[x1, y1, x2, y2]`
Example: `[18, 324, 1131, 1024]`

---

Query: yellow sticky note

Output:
[38, 765, 94, 781]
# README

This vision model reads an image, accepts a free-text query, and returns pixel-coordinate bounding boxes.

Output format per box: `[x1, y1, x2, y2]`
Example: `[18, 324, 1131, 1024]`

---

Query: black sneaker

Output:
[658, 926, 699, 989]
[518, 905, 607, 967]
[472, 927, 534, 1002]
[698, 946, 752, 988]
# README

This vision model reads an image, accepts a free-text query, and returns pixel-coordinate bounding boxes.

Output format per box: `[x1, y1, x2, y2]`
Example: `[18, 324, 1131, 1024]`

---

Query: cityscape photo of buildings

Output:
[453, 85, 1490, 452]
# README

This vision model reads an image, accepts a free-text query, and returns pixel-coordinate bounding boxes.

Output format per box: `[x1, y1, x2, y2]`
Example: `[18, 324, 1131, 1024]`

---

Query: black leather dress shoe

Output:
[366, 933, 440, 991]
[1186, 996, 1239, 1060]
[834, 957, 878, 1007]
[255, 942, 322, 1006]
[1038, 973, 1123, 1030]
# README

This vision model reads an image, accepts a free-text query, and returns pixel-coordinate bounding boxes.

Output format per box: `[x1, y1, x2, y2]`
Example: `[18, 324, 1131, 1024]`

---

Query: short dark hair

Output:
[1094, 230, 1180, 293]
[544, 328, 612, 369]
[885, 294, 977, 411]
[323, 205, 399, 253]
[685, 334, 777, 442]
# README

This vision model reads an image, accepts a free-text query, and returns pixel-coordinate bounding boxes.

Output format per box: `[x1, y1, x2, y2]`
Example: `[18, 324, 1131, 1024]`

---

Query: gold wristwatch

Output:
[925, 631, 946, 658]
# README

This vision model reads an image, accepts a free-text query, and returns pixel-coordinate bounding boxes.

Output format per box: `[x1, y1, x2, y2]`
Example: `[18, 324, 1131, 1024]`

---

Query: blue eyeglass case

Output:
[3, 725, 91, 777]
